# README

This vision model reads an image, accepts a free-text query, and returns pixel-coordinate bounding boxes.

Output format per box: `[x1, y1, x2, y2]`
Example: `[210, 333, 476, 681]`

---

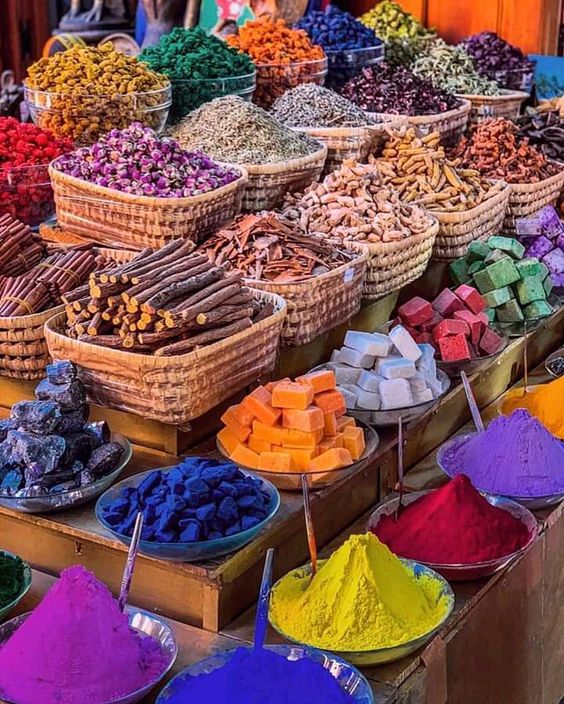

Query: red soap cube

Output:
[454, 284, 485, 314]
[477, 311, 489, 326]
[479, 327, 504, 356]
[437, 333, 472, 362]
[415, 332, 435, 345]
[433, 318, 471, 341]
[398, 297, 433, 326]
[420, 311, 444, 333]
[453, 310, 484, 346]
[432, 288, 464, 317]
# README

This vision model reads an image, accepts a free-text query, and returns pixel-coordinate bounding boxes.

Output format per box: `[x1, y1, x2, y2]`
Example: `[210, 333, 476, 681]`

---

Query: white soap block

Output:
[357, 369, 384, 393]
[416, 343, 436, 371]
[339, 346, 375, 369]
[389, 325, 422, 362]
[330, 350, 342, 363]
[344, 330, 391, 357]
[413, 388, 433, 404]
[374, 354, 401, 375]
[423, 371, 444, 398]
[334, 365, 361, 385]
[355, 387, 381, 410]
[408, 371, 428, 394]
[377, 357, 416, 380]
[337, 385, 357, 409]
[379, 378, 414, 410]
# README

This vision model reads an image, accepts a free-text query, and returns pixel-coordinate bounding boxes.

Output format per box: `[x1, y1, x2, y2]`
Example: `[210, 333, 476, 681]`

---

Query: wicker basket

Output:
[342, 220, 439, 299]
[0, 305, 64, 380]
[456, 90, 529, 125]
[432, 182, 511, 261]
[48, 161, 248, 251]
[44, 290, 286, 425]
[366, 100, 472, 147]
[247, 252, 367, 346]
[242, 146, 327, 211]
[501, 165, 564, 235]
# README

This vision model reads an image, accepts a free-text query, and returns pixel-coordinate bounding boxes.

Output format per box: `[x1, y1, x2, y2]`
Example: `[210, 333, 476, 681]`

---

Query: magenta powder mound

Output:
[441, 409, 564, 497]
[0, 565, 168, 704]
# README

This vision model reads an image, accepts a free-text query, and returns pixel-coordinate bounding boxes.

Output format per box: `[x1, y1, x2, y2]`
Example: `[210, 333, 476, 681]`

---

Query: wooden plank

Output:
[427, 0, 501, 45]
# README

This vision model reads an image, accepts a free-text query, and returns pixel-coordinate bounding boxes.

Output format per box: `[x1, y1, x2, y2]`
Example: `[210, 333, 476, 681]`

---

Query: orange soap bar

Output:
[343, 425, 365, 460]
[281, 427, 324, 449]
[258, 452, 293, 472]
[287, 447, 318, 471]
[310, 447, 353, 471]
[218, 427, 240, 456]
[248, 435, 272, 454]
[221, 406, 252, 443]
[233, 403, 254, 428]
[231, 444, 260, 469]
[314, 390, 346, 415]
[336, 416, 356, 432]
[265, 377, 291, 393]
[324, 411, 338, 436]
[297, 369, 336, 394]
[334, 433, 344, 448]
[242, 386, 281, 427]
[252, 419, 283, 445]
[282, 406, 324, 432]
[271, 381, 314, 410]
[318, 437, 338, 453]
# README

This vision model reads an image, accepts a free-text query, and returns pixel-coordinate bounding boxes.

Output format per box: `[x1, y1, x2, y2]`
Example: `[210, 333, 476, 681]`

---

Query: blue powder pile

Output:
[162, 647, 355, 703]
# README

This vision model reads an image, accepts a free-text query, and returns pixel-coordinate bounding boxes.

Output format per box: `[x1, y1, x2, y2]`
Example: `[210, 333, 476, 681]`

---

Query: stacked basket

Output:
[501, 166, 564, 235]
[457, 90, 529, 125]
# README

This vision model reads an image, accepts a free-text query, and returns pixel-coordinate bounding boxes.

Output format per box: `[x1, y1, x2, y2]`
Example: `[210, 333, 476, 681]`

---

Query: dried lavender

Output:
[270, 84, 375, 128]
[170, 96, 322, 164]
[461, 32, 535, 90]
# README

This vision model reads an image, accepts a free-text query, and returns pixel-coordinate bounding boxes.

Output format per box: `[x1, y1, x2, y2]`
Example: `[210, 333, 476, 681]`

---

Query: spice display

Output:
[373, 474, 530, 563]
[461, 32, 535, 90]
[226, 18, 326, 109]
[218, 372, 365, 472]
[448, 235, 555, 324]
[25, 42, 170, 144]
[341, 63, 460, 116]
[162, 647, 354, 703]
[0, 117, 72, 226]
[282, 158, 435, 245]
[500, 377, 564, 440]
[54, 123, 241, 198]
[0, 361, 125, 498]
[139, 27, 255, 122]
[515, 206, 564, 288]
[451, 118, 559, 183]
[0, 564, 168, 704]
[517, 111, 564, 162]
[376, 128, 498, 211]
[396, 286, 504, 362]
[270, 84, 375, 128]
[412, 39, 501, 96]
[102, 457, 272, 543]
[170, 96, 321, 165]
[63, 240, 272, 356]
[199, 212, 352, 281]
[269, 532, 450, 651]
[0, 552, 26, 609]
[0, 215, 45, 277]
[441, 408, 564, 493]
[327, 326, 444, 410]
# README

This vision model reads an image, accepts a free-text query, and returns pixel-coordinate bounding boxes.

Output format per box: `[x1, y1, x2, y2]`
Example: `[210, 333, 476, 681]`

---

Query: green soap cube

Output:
[543, 275, 554, 297]
[484, 308, 496, 323]
[484, 249, 508, 265]
[449, 257, 470, 285]
[515, 258, 543, 278]
[487, 236, 525, 259]
[468, 240, 491, 261]
[482, 286, 513, 308]
[497, 299, 525, 322]
[473, 257, 520, 292]
[524, 300, 553, 319]
[468, 260, 486, 276]
[515, 274, 546, 305]
[539, 261, 550, 279]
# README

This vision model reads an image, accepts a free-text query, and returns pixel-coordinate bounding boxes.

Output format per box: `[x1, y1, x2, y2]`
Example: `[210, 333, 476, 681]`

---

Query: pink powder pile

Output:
[0, 565, 168, 704]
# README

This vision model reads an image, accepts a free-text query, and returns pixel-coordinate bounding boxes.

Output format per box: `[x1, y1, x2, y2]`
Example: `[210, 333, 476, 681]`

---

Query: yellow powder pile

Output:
[501, 375, 564, 439]
[269, 533, 450, 651]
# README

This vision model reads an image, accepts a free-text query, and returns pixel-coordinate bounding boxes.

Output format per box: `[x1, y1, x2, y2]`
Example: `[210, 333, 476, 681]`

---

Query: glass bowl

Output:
[491, 293, 561, 337]
[0, 606, 178, 704]
[95, 466, 280, 562]
[0, 433, 132, 514]
[169, 71, 256, 122]
[325, 44, 385, 92]
[545, 346, 564, 378]
[437, 332, 509, 377]
[367, 490, 538, 581]
[437, 431, 564, 510]
[155, 644, 374, 703]
[24, 83, 172, 145]
[216, 419, 379, 492]
[0, 551, 32, 621]
[0, 163, 57, 227]
[269, 558, 454, 666]
[253, 57, 328, 109]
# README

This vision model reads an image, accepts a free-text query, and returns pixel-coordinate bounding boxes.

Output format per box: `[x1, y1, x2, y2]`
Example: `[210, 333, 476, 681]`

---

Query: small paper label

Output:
[343, 268, 354, 284]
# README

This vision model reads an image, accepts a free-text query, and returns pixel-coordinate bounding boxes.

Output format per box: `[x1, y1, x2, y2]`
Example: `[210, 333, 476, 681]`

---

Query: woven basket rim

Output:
[432, 181, 510, 223]
[503, 162, 564, 194]
[291, 125, 371, 138]
[456, 89, 529, 102]
[0, 303, 64, 328]
[366, 99, 472, 126]
[244, 145, 327, 176]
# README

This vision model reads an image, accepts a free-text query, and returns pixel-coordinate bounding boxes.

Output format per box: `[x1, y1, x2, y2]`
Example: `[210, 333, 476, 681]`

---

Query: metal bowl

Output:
[155, 644, 374, 703]
[269, 559, 454, 666]
[0, 606, 177, 704]
[96, 466, 280, 562]
[0, 551, 32, 621]
[491, 293, 561, 338]
[367, 491, 538, 581]
[0, 434, 132, 514]
[545, 347, 564, 378]
[437, 332, 509, 378]
[437, 432, 564, 510]
[217, 419, 379, 492]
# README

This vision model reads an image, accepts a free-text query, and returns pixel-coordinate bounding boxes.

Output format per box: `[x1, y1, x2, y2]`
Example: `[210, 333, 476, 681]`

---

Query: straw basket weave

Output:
[45, 291, 287, 425]
[242, 146, 327, 211]
[247, 253, 367, 346]
[432, 182, 511, 261]
[343, 220, 439, 299]
[456, 90, 529, 125]
[48, 161, 248, 250]
[501, 165, 564, 235]
[366, 100, 472, 147]
[0, 305, 64, 380]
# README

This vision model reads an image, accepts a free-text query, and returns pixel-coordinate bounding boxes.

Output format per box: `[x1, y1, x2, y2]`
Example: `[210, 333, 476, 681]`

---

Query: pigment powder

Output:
[269, 533, 449, 651]
[372, 474, 531, 564]
[441, 409, 564, 497]
[0, 552, 26, 609]
[0, 565, 168, 704]
[163, 646, 354, 703]
[501, 376, 564, 439]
